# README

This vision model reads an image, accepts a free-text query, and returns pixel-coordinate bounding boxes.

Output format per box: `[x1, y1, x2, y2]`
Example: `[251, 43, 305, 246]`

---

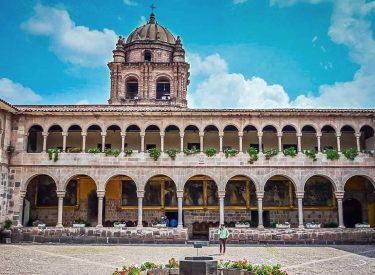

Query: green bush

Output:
[148, 147, 160, 160]
[104, 148, 121, 157]
[304, 148, 317, 161]
[342, 148, 358, 161]
[204, 147, 217, 157]
[87, 147, 101, 154]
[47, 148, 60, 162]
[264, 148, 278, 160]
[124, 148, 133, 156]
[183, 145, 200, 155]
[4, 219, 12, 229]
[224, 148, 238, 158]
[283, 147, 297, 157]
[165, 148, 178, 160]
[325, 148, 340, 160]
[247, 146, 258, 164]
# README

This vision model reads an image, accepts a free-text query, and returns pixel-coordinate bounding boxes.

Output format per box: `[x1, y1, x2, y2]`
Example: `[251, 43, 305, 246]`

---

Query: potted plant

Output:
[165, 257, 179, 275]
[283, 147, 297, 157]
[204, 147, 217, 157]
[275, 222, 290, 229]
[124, 148, 133, 156]
[32, 219, 46, 229]
[235, 220, 251, 228]
[148, 147, 160, 160]
[305, 222, 321, 229]
[165, 148, 178, 160]
[113, 221, 126, 228]
[47, 148, 60, 162]
[183, 145, 199, 155]
[342, 148, 358, 161]
[324, 149, 340, 160]
[247, 146, 258, 164]
[87, 147, 101, 154]
[355, 222, 370, 228]
[304, 148, 317, 161]
[104, 148, 121, 157]
[264, 148, 278, 160]
[224, 148, 238, 158]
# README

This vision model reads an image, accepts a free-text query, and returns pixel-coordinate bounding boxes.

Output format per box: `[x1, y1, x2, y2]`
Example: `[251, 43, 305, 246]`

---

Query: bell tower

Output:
[108, 13, 189, 108]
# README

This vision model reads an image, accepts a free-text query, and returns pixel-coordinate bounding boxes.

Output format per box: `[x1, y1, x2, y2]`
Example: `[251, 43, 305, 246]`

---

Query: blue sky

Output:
[0, 0, 374, 108]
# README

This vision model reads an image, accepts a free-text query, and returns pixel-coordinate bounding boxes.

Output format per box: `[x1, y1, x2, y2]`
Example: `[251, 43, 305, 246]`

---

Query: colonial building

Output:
[0, 13, 374, 239]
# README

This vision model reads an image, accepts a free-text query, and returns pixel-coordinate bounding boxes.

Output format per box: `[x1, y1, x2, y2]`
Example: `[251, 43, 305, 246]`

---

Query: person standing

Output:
[218, 224, 229, 255]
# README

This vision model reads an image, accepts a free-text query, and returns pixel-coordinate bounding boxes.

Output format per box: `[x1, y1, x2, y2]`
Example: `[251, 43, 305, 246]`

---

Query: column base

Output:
[339, 225, 346, 229]
[136, 224, 143, 228]
[257, 225, 264, 230]
[96, 224, 103, 228]
[298, 225, 305, 229]
[56, 224, 63, 228]
[17, 224, 23, 228]
[177, 225, 183, 229]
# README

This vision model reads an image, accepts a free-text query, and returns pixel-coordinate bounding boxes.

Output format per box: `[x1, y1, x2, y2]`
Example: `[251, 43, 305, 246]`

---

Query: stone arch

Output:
[47, 124, 63, 133]
[65, 123, 83, 133]
[181, 171, 221, 191]
[85, 123, 104, 133]
[22, 172, 59, 192]
[203, 124, 221, 132]
[222, 123, 240, 133]
[242, 124, 259, 132]
[320, 124, 338, 133]
[140, 170, 179, 191]
[222, 171, 260, 192]
[281, 123, 298, 133]
[342, 171, 375, 190]
[340, 123, 357, 133]
[261, 170, 299, 192]
[124, 73, 140, 82]
[301, 172, 338, 192]
[301, 123, 318, 133]
[142, 123, 162, 132]
[164, 124, 181, 132]
[27, 124, 44, 133]
[61, 173, 99, 191]
[261, 123, 280, 133]
[101, 173, 140, 191]
[184, 124, 202, 132]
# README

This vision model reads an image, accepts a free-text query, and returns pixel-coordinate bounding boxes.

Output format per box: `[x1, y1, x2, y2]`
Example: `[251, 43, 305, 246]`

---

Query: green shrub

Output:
[283, 147, 297, 157]
[140, 262, 161, 271]
[165, 257, 179, 268]
[104, 148, 121, 157]
[304, 148, 317, 161]
[124, 148, 133, 156]
[204, 147, 217, 157]
[4, 219, 12, 229]
[87, 147, 101, 154]
[247, 146, 258, 164]
[325, 148, 340, 160]
[47, 148, 60, 162]
[342, 148, 358, 161]
[165, 148, 178, 160]
[224, 148, 238, 158]
[264, 148, 278, 160]
[148, 147, 160, 160]
[183, 146, 200, 155]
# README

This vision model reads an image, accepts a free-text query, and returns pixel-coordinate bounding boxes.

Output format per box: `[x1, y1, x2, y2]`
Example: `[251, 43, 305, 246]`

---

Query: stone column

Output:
[56, 191, 65, 228]
[257, 192, 264, 229]
[177, 191, 184, 228]
[179, 131, 184, 153]
[336, 133, 341, 152]
[96, 191, 105, 228]
[297, 132, 302, 153]
[18, 191, 26, 227]
[336, 192, 345, 228]
[121, 132, 126, 152]
[137, 191, 144, 227]
[62, 132, 68, 152]
[219, 132, 224, 153]
[277, 132, 283, 152]
[140, 132, 145, 153]
[81, 132, 87, 152]
[238, 131, 243, 153]
[296, 192, 304, 229]
[24, 133, 29, 152]
[257, 132, 263, 153]
[42, 132, 48, 153]
[101, 132, 106, 152]
[355, 133, 361, 152]
[219, 191, 225, 225]
[160, 131, 165, 152]
[199, 131, 204, 152]
[316, 133, 322, 153]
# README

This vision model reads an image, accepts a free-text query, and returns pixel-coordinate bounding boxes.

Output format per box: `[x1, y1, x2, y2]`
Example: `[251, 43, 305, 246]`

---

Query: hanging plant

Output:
[342, 148, 358, 161]
[204, 147, 217, 157]
[264, 148, 278, 160]
[283, 147, 297, 157]
[87, 147, 101, 154]
[304, 148, 317, 161]
[325, 148, 340, 160]
[183, 146, 200, 155]
[165, 148, 178, 160]
[148, 147, 160, 161]
[47, 148, 60, 162]
[124, 148, 133, 156]
[224, 148, 238, 158]
[104, 148, 121, 157]
[246, 146, 258, 164]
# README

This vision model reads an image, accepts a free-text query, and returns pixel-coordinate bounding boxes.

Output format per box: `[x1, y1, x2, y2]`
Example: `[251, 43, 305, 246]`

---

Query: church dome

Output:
[126, 13, 176, 44]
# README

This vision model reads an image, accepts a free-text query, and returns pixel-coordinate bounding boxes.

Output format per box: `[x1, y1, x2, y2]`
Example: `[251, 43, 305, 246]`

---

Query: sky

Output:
[0, 0, 374, 108]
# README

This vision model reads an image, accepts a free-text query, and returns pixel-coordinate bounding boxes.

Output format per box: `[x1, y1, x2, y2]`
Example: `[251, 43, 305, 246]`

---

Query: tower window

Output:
[156, 77, 170, 100]
[126, 78, 138, 99]
[144, 51, 152, 62]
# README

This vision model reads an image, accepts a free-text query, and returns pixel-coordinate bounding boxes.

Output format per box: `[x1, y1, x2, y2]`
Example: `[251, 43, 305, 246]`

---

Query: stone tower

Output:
[108, 13, 189, 108]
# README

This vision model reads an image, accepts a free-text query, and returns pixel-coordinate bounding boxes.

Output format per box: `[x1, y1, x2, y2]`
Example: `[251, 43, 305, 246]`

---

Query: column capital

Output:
[179, 131, 185, 138]
[176, 191, 184, 198]
[316, 132, 322, 137]
[137, 190, 145, 198]
[256, 192, 264, 199]
[335, 191, 344, 199]
[160, 131, 165, 137]
[277, 132, 283, 137]
[42, 132, 49, 137]
[296, 192, 304, 199]
[140, 132, 145, 137]
[238, 131, 244, 137]
[101, 131, 107, 137]
[199, 131, 205, 137]
[120, 132, 126, 137]
[81, 132, 87, 136]
[56, 191, 66, 198]
[219, 132, 224, 137]
[62, 132, 68, 137]
[355, 132, 361, 138]
[96, 191, 105, 198]
[218, 191, 226, 198]
[297, 132, 302, 137]
[335, 133, 341, 138]
[257, 132, 263, 137]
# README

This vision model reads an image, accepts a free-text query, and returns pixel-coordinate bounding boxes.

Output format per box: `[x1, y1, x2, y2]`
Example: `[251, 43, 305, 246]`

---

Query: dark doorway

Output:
[251, 210, 270, 227]
[343, 198, 362, 228]
[87, 191, 98, 225]
[165, 211, 178, 227]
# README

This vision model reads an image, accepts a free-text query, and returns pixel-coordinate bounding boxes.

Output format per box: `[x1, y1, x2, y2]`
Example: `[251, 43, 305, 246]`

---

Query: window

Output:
[144, 51, 152, 62]
[156, 77, 170, 100]
[188, 143, 200, 150]
[146, 144, 156, 150]
[126, 78, 138, 99]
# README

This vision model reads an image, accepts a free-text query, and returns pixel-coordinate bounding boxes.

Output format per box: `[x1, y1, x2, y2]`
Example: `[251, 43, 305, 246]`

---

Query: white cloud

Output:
[270, 0, 327, 7]
[312, 35, 318, 43]
[123, 0, 138, 6]
[233, 0, 248, 4]
[0, 78, 42, 104]
[139, 15, 146, 25]
[76, 99, 90, 105]
[188, 53, 291, 108]
[21, 4, 117, 67]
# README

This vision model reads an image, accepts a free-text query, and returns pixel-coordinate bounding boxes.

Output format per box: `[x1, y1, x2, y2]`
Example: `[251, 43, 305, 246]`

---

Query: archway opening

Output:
[46, 125, 63, 150]
[125, 125, 141, 152]
[106, 125, 122, 150]
[281, 125, 297, 151]
[126, 77, 138, 99]
[184, 175, 218, 238]
[360, 125, 374, 152]
[340, 125, 356, 150]
[165, 125, 180, 152]
[262, 125, 277, 152]
[145, 125, 160, 151]
[264, 175, 296, 227]
[321, 125, 336, 151]
[66, 125, 82, 152]
[156, 77, 170, 100]
[184, 125, 200, 151]
[344, 175, 375, 228]
[301, 125, 317, 151]
[104, 175, 137, 227]
[243, 125, 258, 152]
[223, 125, 239, 151]
[304, 176, 336, 227]
[86, 125, 102, 151]
[204, 125, 219, 152]
[144, 50, 152, 62]
[27, 125, 43, 153]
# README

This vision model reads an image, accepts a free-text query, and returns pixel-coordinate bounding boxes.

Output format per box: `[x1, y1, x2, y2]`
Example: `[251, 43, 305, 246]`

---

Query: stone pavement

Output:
[0, 244, 374, 275]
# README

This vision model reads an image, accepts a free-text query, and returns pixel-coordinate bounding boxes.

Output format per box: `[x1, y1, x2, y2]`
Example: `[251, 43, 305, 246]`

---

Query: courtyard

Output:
[0, 244, 374, 275]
